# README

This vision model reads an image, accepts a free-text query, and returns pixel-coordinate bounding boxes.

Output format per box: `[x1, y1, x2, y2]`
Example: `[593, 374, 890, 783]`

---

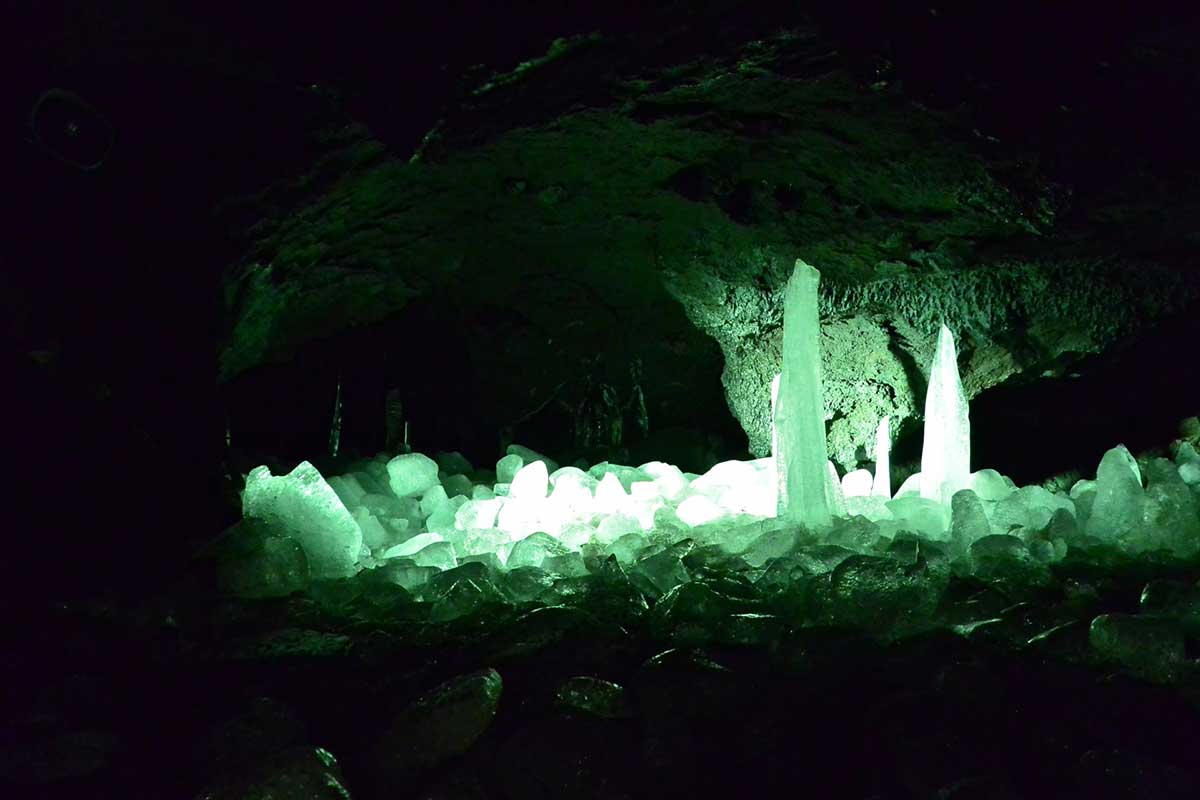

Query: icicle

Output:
[329, 375, 343, 459]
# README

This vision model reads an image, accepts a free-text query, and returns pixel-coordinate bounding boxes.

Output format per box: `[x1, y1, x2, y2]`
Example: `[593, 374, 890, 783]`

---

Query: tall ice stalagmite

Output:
[872, 415, 891, 498]
[920, 324, 971, 505]
[774, 259, 832, 529]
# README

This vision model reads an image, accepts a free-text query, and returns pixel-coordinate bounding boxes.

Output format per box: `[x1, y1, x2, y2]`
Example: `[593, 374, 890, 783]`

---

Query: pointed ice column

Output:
[769, 372, 782, 458]
[872, 415, 891, 499]
[774, 260, 832, 530]
[920, 324, 971, 506]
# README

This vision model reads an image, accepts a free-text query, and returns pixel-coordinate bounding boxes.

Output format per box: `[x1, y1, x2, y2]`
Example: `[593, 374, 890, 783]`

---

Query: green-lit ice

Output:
[242, 461, 363, 578]
[774, 259, 833, 530]
[920, 324, 971, 505]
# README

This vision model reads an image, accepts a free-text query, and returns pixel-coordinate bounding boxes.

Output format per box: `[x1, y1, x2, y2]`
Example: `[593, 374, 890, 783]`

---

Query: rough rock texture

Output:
[220, 21, 1200, 468]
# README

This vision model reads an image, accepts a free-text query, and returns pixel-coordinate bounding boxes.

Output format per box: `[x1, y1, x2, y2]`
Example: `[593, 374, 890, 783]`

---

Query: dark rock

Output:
[1090, 613, 1186, 684]
[373, 669, 503, 779]
[1067, 748, 1200, 800]
[206, 697, 307, 768]
[554, 677, 633, 720]
[197, 745, 352, 799]
[495, 717, 639, 800]
[227, 628, 352, 661]
[829, 553, 947, 636]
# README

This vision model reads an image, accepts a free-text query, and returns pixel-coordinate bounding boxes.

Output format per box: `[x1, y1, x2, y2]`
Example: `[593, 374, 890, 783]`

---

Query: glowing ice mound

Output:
[243, 461, 363, 579]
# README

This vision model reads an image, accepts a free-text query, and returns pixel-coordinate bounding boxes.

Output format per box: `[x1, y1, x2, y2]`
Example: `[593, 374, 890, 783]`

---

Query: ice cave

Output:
[8, 3, 1200, 798]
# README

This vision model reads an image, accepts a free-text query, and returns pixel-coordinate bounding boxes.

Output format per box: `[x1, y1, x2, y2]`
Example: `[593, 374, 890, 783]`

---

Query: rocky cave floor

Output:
[6, 543, 1200, 800]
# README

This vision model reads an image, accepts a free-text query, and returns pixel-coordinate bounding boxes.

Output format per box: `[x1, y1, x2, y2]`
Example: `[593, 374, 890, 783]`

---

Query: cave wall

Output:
[220, 23, 1200, 471]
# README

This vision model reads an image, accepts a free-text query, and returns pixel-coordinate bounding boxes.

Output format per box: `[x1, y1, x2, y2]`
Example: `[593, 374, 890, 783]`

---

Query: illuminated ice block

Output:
[509, 460, 549, 500]
[455, 498, 504, 530]
[774, 260, 832, 530]
[842, 469, 874, 498]
[382, 532, 445, 559]
[242, 461, 363, 579]
[639, 461, 689, 502]
[1087, 444, 1145, 544]
[950, 488, 991, 548]
[506, 444, 558, 473]
[496, 453, 524, 484]
[386, 452, 440, 498]
[920, 325, 970, 505]
[872, 416, 891, 498]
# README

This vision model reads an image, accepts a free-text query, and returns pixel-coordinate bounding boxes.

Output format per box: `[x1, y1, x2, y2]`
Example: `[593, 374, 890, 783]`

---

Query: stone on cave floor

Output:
[374, 560, 440, 594]
[441, 473, 473, 499]
[604, 531, 647, 565]
[739, 526, 801, 567]
[197, 745, 352, 799]
[829, 553, 947, 636]
[967, 534, 1053, 596]
[648, 581, 739, 644]
[1024, 619, 1094, 663]
[228, 628, 353, 661]
[543, 551, 589, 577]
[793, 543, 857, 575]
[1068, 748, 1200, 800]
[501, 565, 557, 604]
[1140, 579, 1200, 638]
[493, 716, 639, 800]
[485, 605, 626, 663]
[554, 676, 633, 720]
[205, 697, 307, 769]
[213, 521, 311, 599]
[241, 461, 363, 579]
[372, 669, 503, 780]
[434, 451, 474, 476]
[1089, 613, 1186, 684]
[629, 550, 691, 600]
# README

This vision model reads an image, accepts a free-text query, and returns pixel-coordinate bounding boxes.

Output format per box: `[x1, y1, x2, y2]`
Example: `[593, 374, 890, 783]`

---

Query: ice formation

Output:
[774, 260, 832, 530]
[920, 324, 970, 505]
[872, 416, 891, 499]
[242, 461, 363, 579]
[228, 265, 1200, 631]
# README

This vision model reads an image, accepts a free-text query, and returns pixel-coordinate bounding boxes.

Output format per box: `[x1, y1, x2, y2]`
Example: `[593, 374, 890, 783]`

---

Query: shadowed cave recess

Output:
[5, 1, 1200, 798]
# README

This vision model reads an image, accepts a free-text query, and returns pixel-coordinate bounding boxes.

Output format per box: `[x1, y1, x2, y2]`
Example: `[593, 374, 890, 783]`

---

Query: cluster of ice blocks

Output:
[233, 435, 1200, 593]
[229, 258, 1200, 609]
